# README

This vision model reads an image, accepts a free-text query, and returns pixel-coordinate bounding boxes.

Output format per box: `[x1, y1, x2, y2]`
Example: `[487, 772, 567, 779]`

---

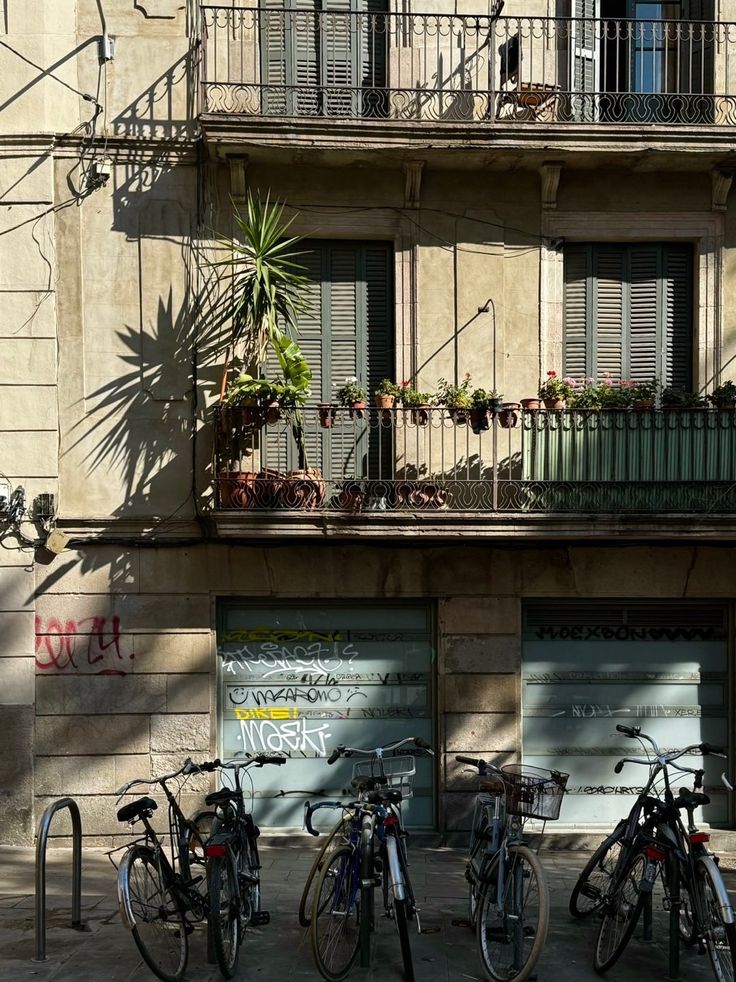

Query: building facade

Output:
[2, 0, 736, 844]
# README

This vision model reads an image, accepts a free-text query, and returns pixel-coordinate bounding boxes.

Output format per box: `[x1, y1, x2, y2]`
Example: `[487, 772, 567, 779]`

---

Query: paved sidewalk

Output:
[1, 843, 735, 981]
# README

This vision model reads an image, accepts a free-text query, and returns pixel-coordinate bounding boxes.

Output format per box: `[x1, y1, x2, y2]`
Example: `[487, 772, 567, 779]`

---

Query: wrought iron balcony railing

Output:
[200, 7, 736, 128]
[212, 406, 736, 515]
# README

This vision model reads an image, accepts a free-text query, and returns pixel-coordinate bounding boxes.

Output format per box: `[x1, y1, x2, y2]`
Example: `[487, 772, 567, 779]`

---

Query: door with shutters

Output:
[273, 240, 394, 481]
[563, 242, 693, 387]
[260, 0, 388, 118]
[570, 0, 600, 122]
[522, 602, 730, 827]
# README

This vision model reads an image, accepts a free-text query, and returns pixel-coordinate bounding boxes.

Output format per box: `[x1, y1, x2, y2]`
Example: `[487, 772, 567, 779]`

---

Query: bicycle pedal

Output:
[251, 910, 270, 926]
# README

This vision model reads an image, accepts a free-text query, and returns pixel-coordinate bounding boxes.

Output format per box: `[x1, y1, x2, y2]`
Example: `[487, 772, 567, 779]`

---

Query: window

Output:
[563, 242, 693, 385]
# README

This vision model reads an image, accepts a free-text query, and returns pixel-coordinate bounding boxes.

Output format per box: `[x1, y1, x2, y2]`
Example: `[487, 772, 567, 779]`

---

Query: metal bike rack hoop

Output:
[34, 796, 83, 962]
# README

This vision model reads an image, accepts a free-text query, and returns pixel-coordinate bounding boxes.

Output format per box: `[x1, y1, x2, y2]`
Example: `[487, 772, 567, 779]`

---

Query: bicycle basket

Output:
[351, 755, 416, 798]
[500, 764, 569, 821]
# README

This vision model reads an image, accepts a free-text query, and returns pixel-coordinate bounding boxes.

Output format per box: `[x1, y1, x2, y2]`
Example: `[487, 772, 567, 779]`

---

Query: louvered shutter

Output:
[663, 246, 693, 389]
[261, 0, 289, 115]
[321, 0, 357, 117]
[563, 246, 590, 378]
[628, 245, 659, 381]
[593, 246, 625, 380]
[571, 0, 599, 122]
[683, 0, 715, 121]
[364, 244, 393, 477]
[261, 0, 320, 117]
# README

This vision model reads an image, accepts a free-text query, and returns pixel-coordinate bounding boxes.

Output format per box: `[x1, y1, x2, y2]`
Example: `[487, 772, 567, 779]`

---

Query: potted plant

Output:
[469, 388, 491, 433]
[400, 383, 433, 425]
[630, 379, 658, 411]
[436, 374, 472, 425]
[374, 379, 401, 410]
[709, 380, 736, 410]
[597, 378, 634, 410]
[221, 373, 275, 427]
[521, 396, 541, 410]
[488, 390, 504, 415]
[539, 370, 574, 410]
[318, 402, 338, 428]
[661, 385, 688, 411]
[568, 378, 601, 410]
[499, 402, 521, 428]
[335, 376, 367, 418]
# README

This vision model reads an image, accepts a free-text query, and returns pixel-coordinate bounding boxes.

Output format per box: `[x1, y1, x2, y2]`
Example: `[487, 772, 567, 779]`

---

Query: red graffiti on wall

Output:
[35, 615, 134, 675]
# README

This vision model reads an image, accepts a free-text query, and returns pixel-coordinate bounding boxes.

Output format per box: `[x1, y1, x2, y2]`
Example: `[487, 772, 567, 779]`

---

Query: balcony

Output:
[211, 406, 736, 539]
[200, 7, 736, 153]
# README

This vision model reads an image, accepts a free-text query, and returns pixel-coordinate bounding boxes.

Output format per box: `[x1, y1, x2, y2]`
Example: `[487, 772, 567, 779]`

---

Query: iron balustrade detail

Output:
[212, 405, 736, 515]
[200, 7, 736, 127]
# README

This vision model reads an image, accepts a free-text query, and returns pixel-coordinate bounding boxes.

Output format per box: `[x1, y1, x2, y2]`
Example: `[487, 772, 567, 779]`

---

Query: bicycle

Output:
[589, 724, 735, 980]
[305, 735, 433, 982]
[113, 756, 221, 982]
[456, 755, 569, 982]
[204, 753, 286, 978]
[298, 807, 355, 928]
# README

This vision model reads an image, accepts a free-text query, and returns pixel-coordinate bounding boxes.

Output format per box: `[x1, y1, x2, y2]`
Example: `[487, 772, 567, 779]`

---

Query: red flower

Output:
[401, 379, 409, 387]
[547, 370, 557, 377]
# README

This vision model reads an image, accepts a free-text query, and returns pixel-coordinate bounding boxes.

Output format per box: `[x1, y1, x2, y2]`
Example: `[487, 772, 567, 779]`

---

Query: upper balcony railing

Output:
[200, 7, 736, 129]
[213, 405, 736, 517]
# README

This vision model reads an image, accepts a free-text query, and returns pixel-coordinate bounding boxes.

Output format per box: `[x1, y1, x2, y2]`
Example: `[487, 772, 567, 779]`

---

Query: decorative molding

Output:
[711, 168, 734, 212]
[228, 154, 249, 207]
[403, 160, 424, 209]
[134, 1, 183, 18]
[540, 161, 563, 210]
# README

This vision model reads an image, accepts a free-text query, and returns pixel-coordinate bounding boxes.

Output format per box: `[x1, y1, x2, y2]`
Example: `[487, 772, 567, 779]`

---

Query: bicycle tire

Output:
[593, 849, 647, 975]
[695, 856, 736, 982]
[359, 814, 374, 968]
[299, 814, 352, 927]
[208, 849, 241, 979]
[476, 843, 549, 982]
[181, 809, 217, 906]
[569, 821, 626, 918]
[119, 844, 188, 982]
[311, 844, 361, 982]
[240, 832, 261, 925]
[395, 898, 415, 982]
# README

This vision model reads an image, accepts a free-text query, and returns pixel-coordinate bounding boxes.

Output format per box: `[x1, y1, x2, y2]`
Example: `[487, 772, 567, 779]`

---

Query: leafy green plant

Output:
[435, 374, 472, 408]
[539, 371, 575, 401]
[375, 379, 402, 399]
[223, 374, 275, 406]
[709, 380, 736, 406]
[400, 386, 432, 407]
[629, 379, 659, 403]
[335, 376, 366, 405]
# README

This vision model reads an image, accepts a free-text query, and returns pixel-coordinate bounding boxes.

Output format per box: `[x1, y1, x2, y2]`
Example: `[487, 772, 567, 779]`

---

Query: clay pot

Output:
[521, 398, 541, 411]
[218, 471, 260, 509]
[499, 403, 521, 429]
[543, 398, 566, 410]
[264, 401, 281, 424]
[397, 483, 448, 509]
[374, 393, 395, 410]
[633, 399, 655, 411]
[349, 400, 367, 419]
[447, 406, 470, 425]
[337, 483, 365, 513]
[280, 468, 326, 511]
[318, 403, 338, 428]
[715, 399, 736, 411]
[470, 408, 490, 433]
[409, 404, 432, 426]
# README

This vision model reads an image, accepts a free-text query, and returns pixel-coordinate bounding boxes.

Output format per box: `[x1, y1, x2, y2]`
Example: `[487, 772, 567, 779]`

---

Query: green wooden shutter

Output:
[261, 0, 289, 115]
[571, 0, 599, 122]
[261, 0, 320, 117]
[593, 246, 625, 380]
[663, 245, 693, 390]
[563, 246, 590, 378]
[628, 245, 659, 381]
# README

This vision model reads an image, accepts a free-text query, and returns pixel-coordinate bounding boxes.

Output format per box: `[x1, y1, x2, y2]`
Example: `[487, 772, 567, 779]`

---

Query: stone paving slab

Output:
[1, 844, 735, 981]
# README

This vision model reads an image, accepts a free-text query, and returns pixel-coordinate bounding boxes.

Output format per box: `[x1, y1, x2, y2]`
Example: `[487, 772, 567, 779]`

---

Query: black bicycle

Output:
[585, 725, 736, 980]
[204, 753, 286, 978]
[114, 757, 220, 982]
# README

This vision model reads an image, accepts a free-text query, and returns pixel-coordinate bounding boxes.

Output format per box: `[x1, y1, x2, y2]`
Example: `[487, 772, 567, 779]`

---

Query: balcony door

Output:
[272, 240, 394, 481]
[563, 242, 693, 387]
[261, 0, 388, 118]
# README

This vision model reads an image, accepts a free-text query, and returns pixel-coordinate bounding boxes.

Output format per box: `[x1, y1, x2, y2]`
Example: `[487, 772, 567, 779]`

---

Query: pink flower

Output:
[563, 376, 577, 387]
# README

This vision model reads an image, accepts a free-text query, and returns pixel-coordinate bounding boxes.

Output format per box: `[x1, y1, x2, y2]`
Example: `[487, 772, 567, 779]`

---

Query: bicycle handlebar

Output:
[614, 742, 727, 776]
[303, 800, 346, 836]
[221, 754, 287, 771]
[327, 736, 434, 764]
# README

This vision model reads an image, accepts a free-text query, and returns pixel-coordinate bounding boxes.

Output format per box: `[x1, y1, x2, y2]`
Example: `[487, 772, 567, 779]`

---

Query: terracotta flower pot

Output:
[470, 408, 490, 433]
[409, 404, 431, 426]
[318, 403, 338, 428]
[447, 406, 470, 425]
[543, 398, 566, 410]
[264, 401, 281, 424]
[337, 483, 365, 513]
[374, 393, 395, 410]
[499, 403, 521, 428]
[715, 399, 736, 411]
[349, 400, 367, 419]
[397, 483, 448, 509]
[633, 399, 655, 411]
[218, 471, 260, 509]
[280, 468, 326, 511]
[521, 398, 541, 411]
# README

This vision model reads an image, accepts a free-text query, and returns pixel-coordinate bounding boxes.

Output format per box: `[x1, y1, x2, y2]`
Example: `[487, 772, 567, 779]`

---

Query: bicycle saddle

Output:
[677, 789, 711, 810]
[117, 796, 157, 823]
[205, 788, 239, 806]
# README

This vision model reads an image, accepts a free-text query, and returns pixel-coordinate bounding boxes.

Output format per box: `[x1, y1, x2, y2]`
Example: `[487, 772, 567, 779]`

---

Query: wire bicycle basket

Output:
[500, 764, 569, 821]
[352, 755, 417, 798]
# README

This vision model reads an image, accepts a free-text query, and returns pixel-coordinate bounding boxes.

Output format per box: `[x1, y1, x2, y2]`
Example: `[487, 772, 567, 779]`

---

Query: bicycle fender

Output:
[698, 855, 735, 925]
[117, 854, 137, 931]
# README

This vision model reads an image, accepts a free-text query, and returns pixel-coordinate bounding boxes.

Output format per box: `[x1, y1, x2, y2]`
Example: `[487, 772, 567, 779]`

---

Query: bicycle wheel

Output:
[299, 814, 352, 927]
[387, 834, 414, 982]
[239, 832, 261, 925]
[395, 898, 414, 982]
[182, 809, 217, 908]
[119, 845, 188, 982]
[311, 845, 361, 982]
[593, 849, 647, 974]
[208, 849, 241, 979]
[696, 858, 736, 982]
[569, 821, 626, 918]
[359, 815, 375, 967]
[476, 843, 549, 982]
